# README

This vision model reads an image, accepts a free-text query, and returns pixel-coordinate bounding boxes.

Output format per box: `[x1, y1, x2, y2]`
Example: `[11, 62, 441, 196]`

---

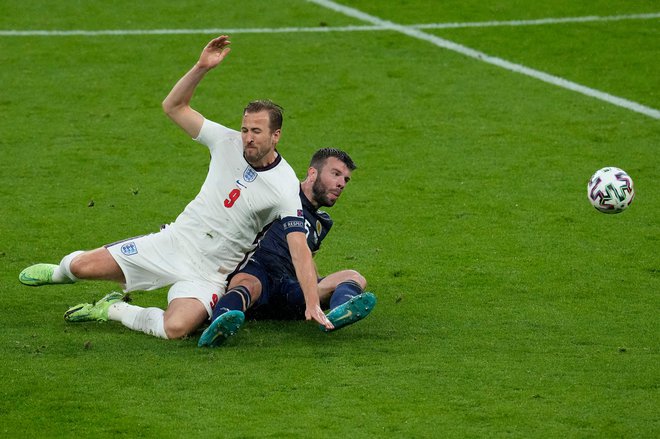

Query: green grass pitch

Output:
[1, 1, 658, 437]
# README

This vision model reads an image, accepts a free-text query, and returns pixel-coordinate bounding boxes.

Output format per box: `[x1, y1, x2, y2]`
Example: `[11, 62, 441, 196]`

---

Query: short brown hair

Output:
[244, 100, 284, 132]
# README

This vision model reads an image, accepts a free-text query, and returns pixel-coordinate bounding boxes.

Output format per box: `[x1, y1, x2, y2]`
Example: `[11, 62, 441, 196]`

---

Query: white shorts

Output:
[106, 227, 225, 317]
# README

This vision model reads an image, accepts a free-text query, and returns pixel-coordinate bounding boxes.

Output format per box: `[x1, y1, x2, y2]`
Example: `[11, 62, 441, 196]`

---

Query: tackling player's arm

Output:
[162, 35, 232, 138]
[286, 231, 334, 330]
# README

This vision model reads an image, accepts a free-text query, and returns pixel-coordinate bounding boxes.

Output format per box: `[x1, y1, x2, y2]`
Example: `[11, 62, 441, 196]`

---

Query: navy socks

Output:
[329, 280, 363, 310]
[211, 285, 252, 321]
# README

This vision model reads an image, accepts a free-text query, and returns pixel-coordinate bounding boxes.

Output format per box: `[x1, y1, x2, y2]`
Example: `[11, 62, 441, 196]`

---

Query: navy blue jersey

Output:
[244, 187, 333, 279]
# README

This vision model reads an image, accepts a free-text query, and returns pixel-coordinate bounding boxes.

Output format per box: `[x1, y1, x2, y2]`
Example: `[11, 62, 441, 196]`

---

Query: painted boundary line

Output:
[1, 12, 658, 36]
[417, 12, 660, 29]
[307, 0, 660, 120]
[0, 25, 383, 36]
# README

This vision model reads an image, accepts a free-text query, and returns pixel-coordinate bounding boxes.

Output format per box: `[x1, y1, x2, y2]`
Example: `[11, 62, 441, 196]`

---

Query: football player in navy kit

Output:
[198, 148, 377, 347]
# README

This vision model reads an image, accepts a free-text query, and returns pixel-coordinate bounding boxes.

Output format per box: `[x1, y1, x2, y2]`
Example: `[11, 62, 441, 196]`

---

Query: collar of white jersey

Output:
[247, 150, 282, 172]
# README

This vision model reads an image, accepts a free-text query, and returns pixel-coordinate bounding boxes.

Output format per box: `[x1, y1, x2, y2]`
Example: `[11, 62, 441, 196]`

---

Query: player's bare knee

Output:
[163, 318, 192, 339]
[69, 248, 124, 282]
[346, 270, 367, 289]
[69, 252, 93, 278]
[163, 298, 207, 339]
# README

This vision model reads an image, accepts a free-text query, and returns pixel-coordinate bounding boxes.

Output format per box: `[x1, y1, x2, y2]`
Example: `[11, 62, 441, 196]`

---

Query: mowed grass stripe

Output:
[1, 12, 658, 35]
[3, 8, 657, 118]
[308, 0, 660, 119]
[1, 2, 658, 437]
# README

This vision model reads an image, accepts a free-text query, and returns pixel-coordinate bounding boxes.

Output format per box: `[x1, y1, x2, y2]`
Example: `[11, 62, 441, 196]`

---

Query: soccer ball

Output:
[587, 167, 635, 214]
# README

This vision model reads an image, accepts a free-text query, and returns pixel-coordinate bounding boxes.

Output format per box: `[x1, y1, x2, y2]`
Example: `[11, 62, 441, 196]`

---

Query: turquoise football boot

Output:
[322, 292, 377, 332]
[198, 310, 245, 347]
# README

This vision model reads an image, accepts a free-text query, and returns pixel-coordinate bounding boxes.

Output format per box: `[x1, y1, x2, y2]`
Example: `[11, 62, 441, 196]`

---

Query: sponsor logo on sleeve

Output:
[283, 218, 305, 230]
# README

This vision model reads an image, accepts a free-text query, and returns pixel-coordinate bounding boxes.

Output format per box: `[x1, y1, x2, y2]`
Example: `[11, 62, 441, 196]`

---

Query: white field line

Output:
[416, 12, 660, 29]
[307, 0, 660, 120]
[0, 25, 384, 36]
[2, 4, 658, 119]
[0, 12, 658, 36]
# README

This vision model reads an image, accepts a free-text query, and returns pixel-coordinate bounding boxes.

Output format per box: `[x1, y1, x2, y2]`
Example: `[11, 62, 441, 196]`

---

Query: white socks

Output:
[57, 250, 168, 339]
[55, 250, 84, 283]
[108, 302, 168, 339]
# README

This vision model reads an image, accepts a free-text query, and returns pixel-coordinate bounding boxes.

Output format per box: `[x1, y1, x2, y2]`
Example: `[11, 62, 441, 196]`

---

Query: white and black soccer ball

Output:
[587, 167, 635, 214]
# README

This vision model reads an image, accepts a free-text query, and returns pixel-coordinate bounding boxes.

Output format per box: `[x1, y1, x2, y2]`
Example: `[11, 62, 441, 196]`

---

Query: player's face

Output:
[312, 157, 352, 207]
[241, 111, 280, 168]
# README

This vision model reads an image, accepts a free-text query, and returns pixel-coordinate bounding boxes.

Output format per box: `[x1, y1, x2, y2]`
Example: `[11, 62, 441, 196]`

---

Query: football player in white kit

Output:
[18, 35, 333, 339]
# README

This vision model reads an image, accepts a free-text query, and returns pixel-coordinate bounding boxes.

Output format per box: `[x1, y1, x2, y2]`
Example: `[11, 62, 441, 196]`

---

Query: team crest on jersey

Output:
[121, 242, 138, 256]
[243, 166, 258, 182]
[316, 220, 323, 235]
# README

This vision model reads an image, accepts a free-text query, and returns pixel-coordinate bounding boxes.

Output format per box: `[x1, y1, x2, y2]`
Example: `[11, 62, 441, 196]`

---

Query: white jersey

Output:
[168, 118, 302, 278]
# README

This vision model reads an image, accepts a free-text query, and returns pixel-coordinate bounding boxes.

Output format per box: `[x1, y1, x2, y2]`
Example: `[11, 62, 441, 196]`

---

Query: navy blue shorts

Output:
[237, 259, 321, 320]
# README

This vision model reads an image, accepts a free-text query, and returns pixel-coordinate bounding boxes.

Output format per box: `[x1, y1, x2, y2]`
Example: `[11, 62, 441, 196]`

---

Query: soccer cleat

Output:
[198, 310, 245, 348]
[19, 263, 73, 286]
[321, 292, 377, 332]
[64, 292, 124, 322]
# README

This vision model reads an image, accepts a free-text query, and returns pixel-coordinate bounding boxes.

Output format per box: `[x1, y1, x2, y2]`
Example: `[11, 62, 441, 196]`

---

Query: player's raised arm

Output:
[162, 35, 232, 138]
[286, 231, 334, 330]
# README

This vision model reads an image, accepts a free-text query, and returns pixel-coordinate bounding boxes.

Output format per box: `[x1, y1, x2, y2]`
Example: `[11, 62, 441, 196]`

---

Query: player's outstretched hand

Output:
[307, 305, 334, 330]
[197, 35, 232, 70]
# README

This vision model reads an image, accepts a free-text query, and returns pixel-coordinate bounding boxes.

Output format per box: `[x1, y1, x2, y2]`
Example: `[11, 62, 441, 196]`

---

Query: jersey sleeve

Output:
[278, 180, 306, 235]
[193, 118, 239, 151]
